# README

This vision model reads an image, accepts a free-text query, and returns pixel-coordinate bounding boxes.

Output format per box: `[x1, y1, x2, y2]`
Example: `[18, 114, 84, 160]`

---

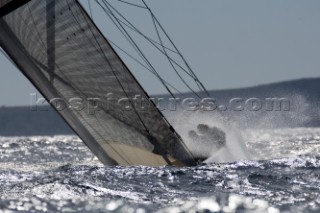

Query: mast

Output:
[0, 0, 198, 166]
[0, 18, 117, 165]
[0, 0, 30, 17]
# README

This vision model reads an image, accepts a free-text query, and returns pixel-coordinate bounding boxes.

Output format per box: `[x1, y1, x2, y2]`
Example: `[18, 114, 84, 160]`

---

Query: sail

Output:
[0, 0, 197, 166]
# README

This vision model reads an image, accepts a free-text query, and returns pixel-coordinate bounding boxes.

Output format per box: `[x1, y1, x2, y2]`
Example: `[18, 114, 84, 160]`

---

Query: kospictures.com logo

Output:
[30, 93, 290, 114]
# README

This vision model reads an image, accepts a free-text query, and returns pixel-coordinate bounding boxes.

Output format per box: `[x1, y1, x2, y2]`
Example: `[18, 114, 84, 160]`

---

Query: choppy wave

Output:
[0, 128, 320, 212]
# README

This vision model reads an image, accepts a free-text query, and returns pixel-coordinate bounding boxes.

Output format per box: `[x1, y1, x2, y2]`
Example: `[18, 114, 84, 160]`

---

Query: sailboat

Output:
[0, 0, 220, 166]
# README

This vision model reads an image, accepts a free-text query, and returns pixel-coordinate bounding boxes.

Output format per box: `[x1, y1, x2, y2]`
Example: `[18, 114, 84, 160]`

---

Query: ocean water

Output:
[0, 128, 319, 213]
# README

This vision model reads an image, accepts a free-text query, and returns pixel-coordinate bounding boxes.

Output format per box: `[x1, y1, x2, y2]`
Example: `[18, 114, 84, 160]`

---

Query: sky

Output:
[0, 0, 320, 106]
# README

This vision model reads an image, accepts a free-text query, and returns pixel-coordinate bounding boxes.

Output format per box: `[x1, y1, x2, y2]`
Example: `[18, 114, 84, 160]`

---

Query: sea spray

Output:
[170, 110, 251, 163]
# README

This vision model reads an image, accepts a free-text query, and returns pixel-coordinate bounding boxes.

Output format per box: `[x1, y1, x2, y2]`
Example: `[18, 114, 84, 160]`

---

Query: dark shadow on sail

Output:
[0, 0, 197, 166]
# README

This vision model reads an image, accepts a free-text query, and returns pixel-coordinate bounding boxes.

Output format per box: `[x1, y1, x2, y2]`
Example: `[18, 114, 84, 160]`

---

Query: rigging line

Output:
[96, 3, 172, 100]
[28, 1, 152, 165]
[33, 55, 142, 166]
[145, 11, 203, 96]
[141, 0, 204, 95]
[99, 11, 183, 97]
[23, 3, 128, 166]
[144, 2, 210, 98]
[101, 0, 189, 70]
[151, 14, 202, 100]
[115, 0, 147, 9]
[98, 0, 176, 99]
[77, 1, 175, 165]
[85, 1, 194, 164]
[80, 0, 148, 100]
[110, 19, 197, 82]
[104, 1, 178, 55]
[27, 2, 131, 165]
[69, 1, 152, 111]
[107, 39, 185, 96]
[26, 3, 88, 93]
[30, 11, 131, 166]
[100, 0, 204, 100]
[100, 1, 196, 161]
[99, 5, 178, 102]
[97, 0, 158, 73]
[93, 113, 137, 165]
[97, 1, 157, 78]
[141, 0, 211, 98]
[108, 17, 178, 55]
[99, 8, 183, 83]
[141, 0, 199, 79]
[100, 1, 198, 81]
[115, 20, 178, 55]
[76, 1, 156, 138]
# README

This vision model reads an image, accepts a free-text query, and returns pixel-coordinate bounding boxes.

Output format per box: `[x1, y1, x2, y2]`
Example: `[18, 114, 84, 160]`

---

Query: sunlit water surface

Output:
[0, 128, 320, 212]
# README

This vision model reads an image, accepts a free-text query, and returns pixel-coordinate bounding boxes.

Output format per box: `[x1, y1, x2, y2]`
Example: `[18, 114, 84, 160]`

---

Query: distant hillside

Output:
[162, 77, 320, 100]
[215, 78, 320, 128]
[1, 78, 320, 136]
[160, 78, 320, 128]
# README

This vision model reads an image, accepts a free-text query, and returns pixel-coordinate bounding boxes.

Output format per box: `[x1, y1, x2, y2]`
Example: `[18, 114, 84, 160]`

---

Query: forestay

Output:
[0, 0, 197, 166]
